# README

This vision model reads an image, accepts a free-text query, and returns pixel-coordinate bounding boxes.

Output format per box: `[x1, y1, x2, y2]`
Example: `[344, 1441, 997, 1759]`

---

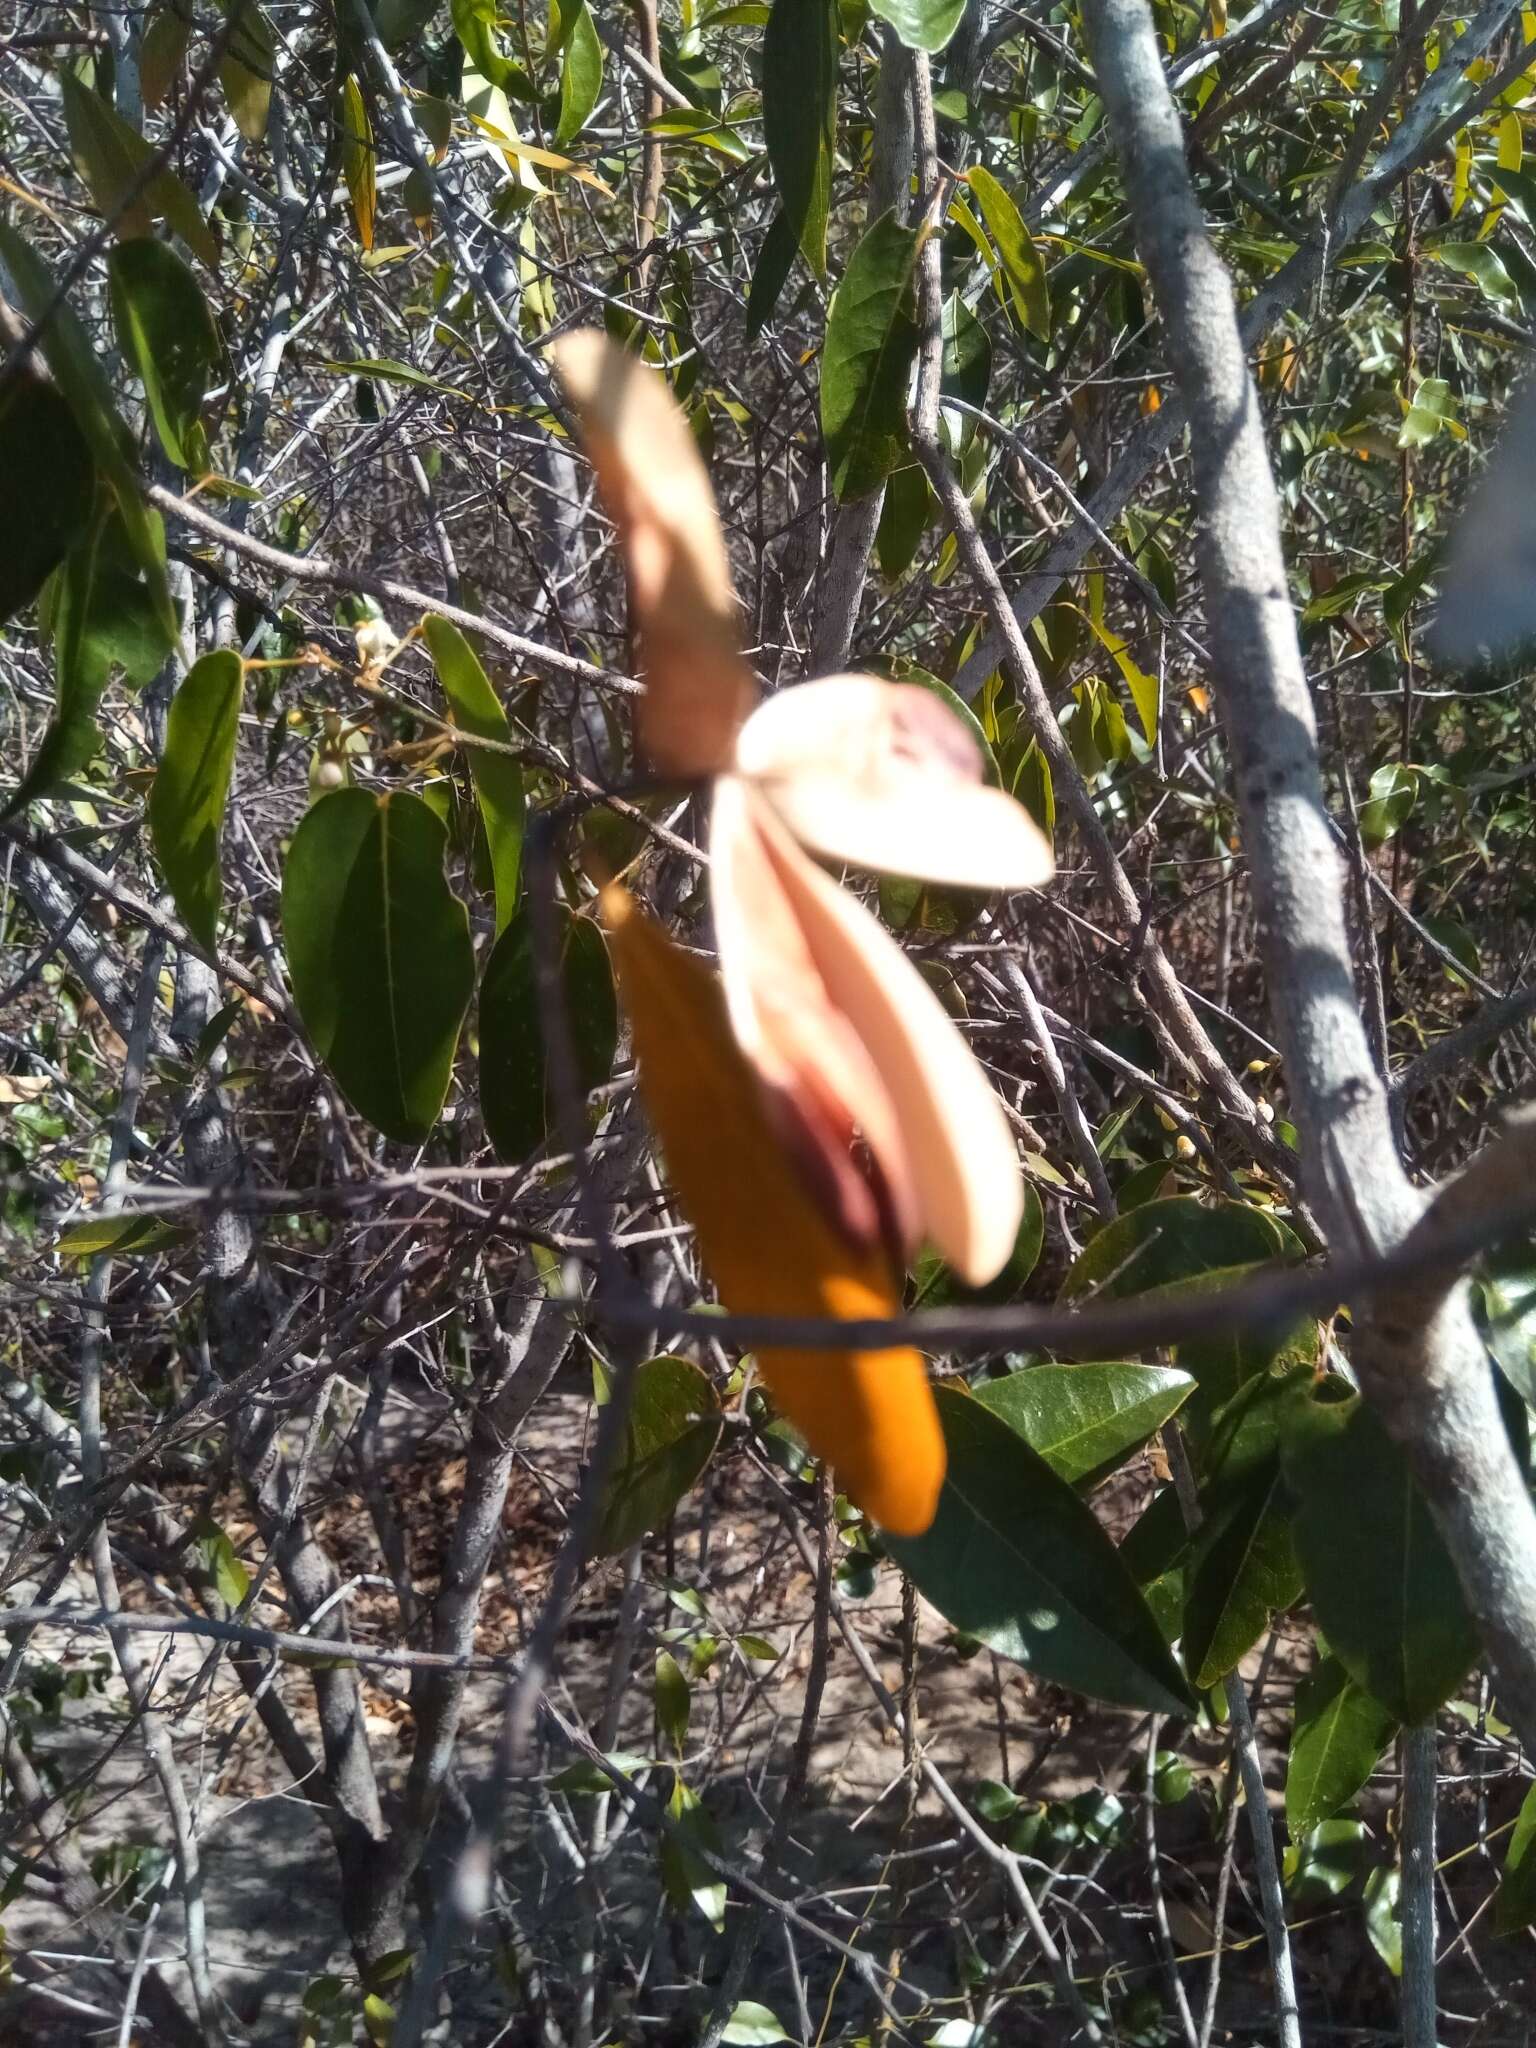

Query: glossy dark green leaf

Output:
[1060, 1197, 1310, 1416]
[1495, 1781, 1536, 1932]
[0, 378, 95, 622]
[1181, 1464, 1301, 1688]
[423, 615, 525, 933]
[6, 511, 172, 814]
[1286, 1652, 1398, 1838]
[1364, 1863, 1403, 1976]
[597, 1356, 721, 1556]
[869, 0, 966, 53]
[972, 1361, 1194, 1489]
[1284, 1387, 1477, 1725]
[885, 1388, 1196, 1716]
[553, 0, 603, 145]
[821, 210, 920, 500]
[108, 240, 220, 470]
[1061, 1196, 1299, 1304]
[0, 225, 175, 644]
[746, 208, 797, 338]
[282, 789, 475, 1144]
[875, 464, 931, 580]
[149, 651, 244, 951]
[967, 165, 1050, 338]
[478, 905, 617, 1162]
[762, 0, 837, 279]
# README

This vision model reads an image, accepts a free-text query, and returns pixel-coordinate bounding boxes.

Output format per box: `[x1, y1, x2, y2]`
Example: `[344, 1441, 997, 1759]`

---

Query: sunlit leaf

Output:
[972, 1361, 1195, 1489]
[55, 1213, 192, 1257]
[820, 210, 920, 501]
[966, 165, 1050, 338]
[1286, 1652, 1398, 1838]
[870, 0, 966, 52]
[339, 74, 377, 252]
[553, 0, 604, 145]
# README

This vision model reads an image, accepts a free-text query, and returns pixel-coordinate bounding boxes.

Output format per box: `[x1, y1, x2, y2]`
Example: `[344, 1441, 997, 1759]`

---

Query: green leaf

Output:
[1428, 238, 1519, 303]
[966, 165, 1050, 338]
[108, 239, 220, 471]
[1495, 1781, 1536, 1932]
[217, 0, 276, 140]
[321, 357, 469, 401]
[1286, 1652, 1398, 1838]
[1364, 1864, 1403, 1976]
[939, 291, 991, 412]
[885, 1388, 1197, 1716]
[1478, 1257, 1536, 1408]
[910, 1186, 1042, 1307]
[720, 2002, 790, 2046]
[281, 789, 475, 1144]
[595, 1356, 722, 1556]
[149, 651, 244, 951]
[1061, 1196, 1298, 1305]
[1083, 614, 1159, 746]
[192, 1514, 251, 1610]
[876, 464, 932, 580]
[655, 1647, 692, 1751]
[550, 1750, 653, 1795]
[477, 906, 617, 1163]
[869, 0, 966, 52]
[6, 510, 172, 814]
[1284, 1388, 1478, 1725]
[1284, 1818, 1368, 1904]
[762, 0, 838, 280]
[1398, 375, 1459, 449]
[1181, 1463, 1301, 1688]
[0, 224, 175, 644]
[1359, 762, 1416, 850]
[59, 71, 218, 267]
[660, 1776, 726, 1929]
[0, 378, 95, 623]
[1060, 1198, 1308, 1418]
[55, 1212, 192, 1257]
[339, 75, 377, 253]
[821, 210, 920, 501]
[745, 207, 797, 338]
[423, 615, 525, 932]
[553, 0, 604, 146]
[972, 1362, 1193, 1490]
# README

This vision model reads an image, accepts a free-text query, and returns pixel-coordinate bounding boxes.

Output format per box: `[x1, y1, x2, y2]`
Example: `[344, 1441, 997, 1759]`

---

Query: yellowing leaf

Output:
[339, 75, 376, 252]
[600, 883, 945, 1536]
[555, 331, 757, 777]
